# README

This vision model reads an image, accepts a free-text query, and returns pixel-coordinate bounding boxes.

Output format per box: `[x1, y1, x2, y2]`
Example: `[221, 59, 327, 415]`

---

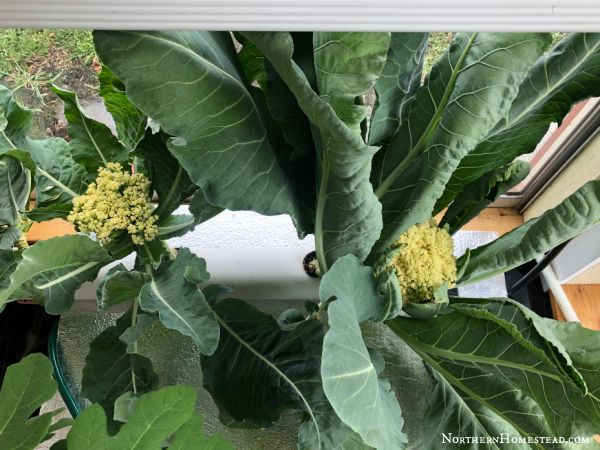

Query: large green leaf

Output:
[420, 369, 526, 450]
[440, 160, 530, 235]
[137, 134, 223, 238]
[0, 235, 111, 314]
[0, 354, 57, 450]
[244, 32, 388, 271]
[139, 248, 219, 355]
[0, 85, 32, 150]
[188, 188, 223, 224]
[201, 298, 363, 450]
[458, 180, 600, 285]
[542, 319, 600, 399]
[262, 59, 317, 235]
[93, 30, 308, 233]
[264, 60, 315, 162]
[0, 153, 30, 225]
[52, 86, 127, 174]
[154, 186, 225, 240]
[387, 300, 600, 444]
[0, 249, 18, 291]
[97, 264, 148, 311]
[368, 33, 428, 145]
[119, 312, 157, 354]
[169, 413, 235, 450]
[320, 255, 406, 449]
[98, 67, 147, 151]
[369, 33, 551, 262]
[154, 184, 226, 240]
[26, 138, 90, 219]
[137, 129, 196, 219]
[0, 226, 20, 250]
[448, 297, 586, 392]
[439, 33, 600, 209]
[234, 32, 267, 89]
[155, 188, 224, 240]
[81, 309, 159, 435]
[0, 89, 89, 222]
[68, 385, 233, 449]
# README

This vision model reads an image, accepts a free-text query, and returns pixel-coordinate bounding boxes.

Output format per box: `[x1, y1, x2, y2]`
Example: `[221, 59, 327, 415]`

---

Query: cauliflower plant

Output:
[68, 162, 158, 245]
[387, 218, 457, 303]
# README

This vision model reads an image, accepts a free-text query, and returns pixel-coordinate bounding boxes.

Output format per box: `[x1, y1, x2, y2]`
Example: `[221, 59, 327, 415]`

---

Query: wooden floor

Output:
[25, 207, 599, 329]
[551, 286, 600, 330]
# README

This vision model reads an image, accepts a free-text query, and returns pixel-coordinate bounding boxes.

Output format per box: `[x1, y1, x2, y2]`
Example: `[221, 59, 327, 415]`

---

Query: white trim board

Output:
[1, 1, 600, 31]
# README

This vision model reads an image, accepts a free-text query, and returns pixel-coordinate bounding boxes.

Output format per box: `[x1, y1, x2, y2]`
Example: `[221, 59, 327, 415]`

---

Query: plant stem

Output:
[14, 233, 29, 250]
[314, 158, 331, 274]
[165, 242, 177, 260]
[130, 295, 139, 394]
[1, 130, 17, 149]
[154, 166, 183, 218]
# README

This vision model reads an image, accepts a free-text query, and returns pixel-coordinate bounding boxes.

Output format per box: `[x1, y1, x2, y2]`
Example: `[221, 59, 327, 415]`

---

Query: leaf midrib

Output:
[485, 36, 600, 142]
[403, 329, 563, 382]
[410, 344, 543, 449]
[375, 33, 478, 199]
[3, 162, 20, 221]
[144, 264, 211, 354]
[36, 166, 78, 198]
[214, 313, 322, 448]
[0, 366, 36, 435]
[0, 259, 101, 302]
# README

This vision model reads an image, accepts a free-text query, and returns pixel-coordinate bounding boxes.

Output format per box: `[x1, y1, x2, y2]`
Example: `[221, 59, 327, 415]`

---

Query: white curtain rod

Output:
[1, 1, 600, 31]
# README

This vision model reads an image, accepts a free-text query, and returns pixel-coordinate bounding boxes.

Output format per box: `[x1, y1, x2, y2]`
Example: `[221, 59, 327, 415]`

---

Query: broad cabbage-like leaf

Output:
[97, 264, 148, 311]
[201, 298, 364, 450]
[81, 309, 159, 435]
[387, 298, 600, 445]
[244, 31, 387, 271]
[542, 319, 600, 399]
[119, 313, 157, 354]
[458, 180, 600, 285]
[52, 86, 127, 174]
[154, 186, 224, 241]
[26, 138, 90, 220]
[369, 33, 551, 262]
[368, 32, 428, 145]
[0, 153, 30, 225]
[93, 30, 309, 235]
[0, 354, 58, 450]
[440, 160, 530, 235]
[0, 85, 32, 149]
[68, 385, 233, 449]
[0, 235, 111, 314]
[234, 33, 267, 89]
[0, 226, 20, 250]
[320, 255, 406, 449]
[98, 67, 147, 151]
[439, 33, 600, 209]
[137, 129, 196, 220]
[139, 248, 219, 355]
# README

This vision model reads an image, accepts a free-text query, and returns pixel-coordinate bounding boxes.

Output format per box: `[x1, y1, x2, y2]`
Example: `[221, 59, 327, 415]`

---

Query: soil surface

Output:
[0, 46, 101, 139]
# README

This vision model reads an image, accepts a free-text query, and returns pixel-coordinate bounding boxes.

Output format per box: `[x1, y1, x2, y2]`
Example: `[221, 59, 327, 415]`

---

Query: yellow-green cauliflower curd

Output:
[387, 219, 457, 303]
[68, 162, 158, 245]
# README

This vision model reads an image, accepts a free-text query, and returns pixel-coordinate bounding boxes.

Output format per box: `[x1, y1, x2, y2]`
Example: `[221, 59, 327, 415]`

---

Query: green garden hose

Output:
[48, 318, 81, 418]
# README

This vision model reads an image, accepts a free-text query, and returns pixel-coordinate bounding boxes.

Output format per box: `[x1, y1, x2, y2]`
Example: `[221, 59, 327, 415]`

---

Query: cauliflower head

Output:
[387, 219, 457, 303]
[68, 162, 158, 245]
